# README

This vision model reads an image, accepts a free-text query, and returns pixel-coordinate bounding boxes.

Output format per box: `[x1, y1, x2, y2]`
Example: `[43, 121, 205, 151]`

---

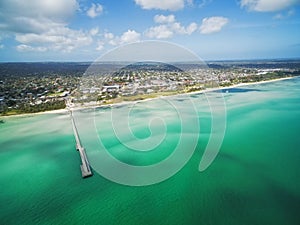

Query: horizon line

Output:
[1, 57, 300, 64]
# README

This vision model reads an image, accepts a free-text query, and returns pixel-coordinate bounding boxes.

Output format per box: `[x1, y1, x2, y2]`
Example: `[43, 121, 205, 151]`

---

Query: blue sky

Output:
[0, 0, 299, 62]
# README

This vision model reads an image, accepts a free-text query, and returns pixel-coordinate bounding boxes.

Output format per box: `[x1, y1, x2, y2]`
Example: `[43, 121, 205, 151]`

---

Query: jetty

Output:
[70, 111, 93, 178]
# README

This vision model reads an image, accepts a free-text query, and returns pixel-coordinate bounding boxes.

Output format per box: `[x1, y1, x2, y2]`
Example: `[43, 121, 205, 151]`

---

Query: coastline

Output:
[0, 108, 69, 119]
[91, 76, 297, 109]
[200, 76, 296, 94]
[1, 76, 297, 119]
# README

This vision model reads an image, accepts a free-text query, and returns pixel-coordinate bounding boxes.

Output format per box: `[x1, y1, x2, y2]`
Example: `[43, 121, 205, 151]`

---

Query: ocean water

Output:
[1, 78, 300, 225]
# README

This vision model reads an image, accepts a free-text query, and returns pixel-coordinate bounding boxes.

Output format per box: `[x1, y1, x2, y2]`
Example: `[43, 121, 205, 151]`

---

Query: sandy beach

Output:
[0, 108, 69, 118]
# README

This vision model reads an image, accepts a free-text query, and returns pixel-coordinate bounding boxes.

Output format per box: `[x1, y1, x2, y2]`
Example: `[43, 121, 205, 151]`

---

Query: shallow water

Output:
[0, 78, 299, 225]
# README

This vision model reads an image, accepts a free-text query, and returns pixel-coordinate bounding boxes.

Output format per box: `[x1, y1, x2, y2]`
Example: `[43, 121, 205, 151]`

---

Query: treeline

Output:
[230, 71, 299, 84]
[0, 62, 88, 78]
[0, 100, 66, 115]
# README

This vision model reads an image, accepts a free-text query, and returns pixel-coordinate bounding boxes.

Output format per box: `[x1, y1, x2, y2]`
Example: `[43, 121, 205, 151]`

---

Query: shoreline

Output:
[1, 76, 297, 118]
[89, 76, 297, 109]
[0, 108, 69, 119]
[197, 76, 296, 94]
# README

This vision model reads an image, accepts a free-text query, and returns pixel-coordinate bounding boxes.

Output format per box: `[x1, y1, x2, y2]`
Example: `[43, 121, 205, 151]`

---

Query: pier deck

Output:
[70, 111, 92, 178]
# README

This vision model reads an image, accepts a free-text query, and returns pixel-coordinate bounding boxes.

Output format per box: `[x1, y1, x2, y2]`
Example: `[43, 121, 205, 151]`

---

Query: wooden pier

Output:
[70, 111, 93, 178]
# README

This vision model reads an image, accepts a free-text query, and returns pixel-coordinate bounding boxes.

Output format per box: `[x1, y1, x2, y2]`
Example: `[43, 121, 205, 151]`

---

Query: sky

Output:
[0, 0, 299, 62]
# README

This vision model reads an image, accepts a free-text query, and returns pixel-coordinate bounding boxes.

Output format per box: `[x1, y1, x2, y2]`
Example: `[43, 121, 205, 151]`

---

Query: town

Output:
[1, 60, 299, 116]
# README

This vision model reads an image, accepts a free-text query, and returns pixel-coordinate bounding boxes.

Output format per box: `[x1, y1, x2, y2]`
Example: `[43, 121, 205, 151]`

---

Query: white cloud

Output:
[145, 14, 198, 38]
[134, 0, 189, 11]
[106, 30, 141, 46]
[0, 0, 99, 53]
[0, 0, 78, 33]
[186, 22, 198, 34]
[200, 16, 229, 34]
[240, 0, 300, 12]
[171, 22, 186, 34]
[108, 39, 118, 46]
[16, 44, 47, 52]
[96, 41, 104, 51]
[89, 27, 99, 36]
[199, 0, 212, 8]
[103, 31, 119, 46]
[145, 25, 174, 38]
[104, 32, 114, 39]
[120, 30, 141, 44]
[154, 14, 175, 23]
[86, 3, 103, 18]
[15, 26, 93, 53]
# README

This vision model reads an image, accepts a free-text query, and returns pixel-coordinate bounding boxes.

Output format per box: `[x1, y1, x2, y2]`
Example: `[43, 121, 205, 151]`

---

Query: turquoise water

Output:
[1, 78, 300, 225]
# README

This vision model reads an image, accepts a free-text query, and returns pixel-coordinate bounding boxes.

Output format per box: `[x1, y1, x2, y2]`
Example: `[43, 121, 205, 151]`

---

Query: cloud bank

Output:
[0, 0, 96, 52]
